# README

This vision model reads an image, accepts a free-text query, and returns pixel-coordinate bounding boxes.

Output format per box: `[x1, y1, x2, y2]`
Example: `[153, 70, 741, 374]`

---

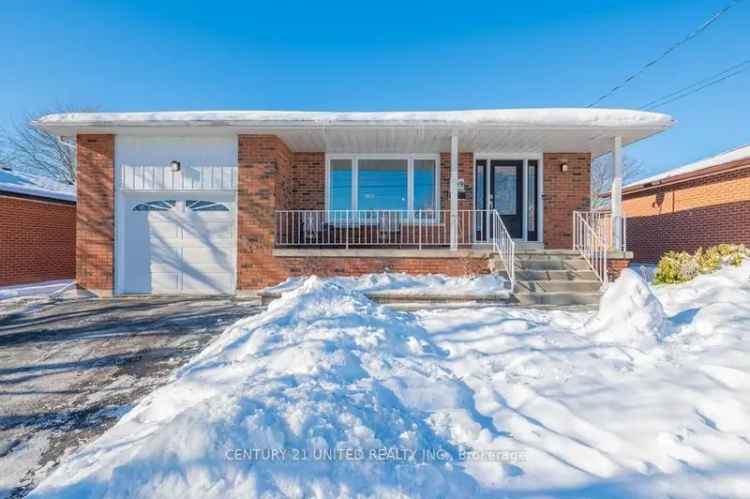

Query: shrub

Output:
[653, 244, 747, 284]
[695, 246, 720, 273]
[653, 251, 693, 284]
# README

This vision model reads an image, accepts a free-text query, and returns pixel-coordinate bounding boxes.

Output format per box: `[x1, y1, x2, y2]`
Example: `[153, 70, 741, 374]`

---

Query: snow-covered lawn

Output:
[29, 263, 750, 498]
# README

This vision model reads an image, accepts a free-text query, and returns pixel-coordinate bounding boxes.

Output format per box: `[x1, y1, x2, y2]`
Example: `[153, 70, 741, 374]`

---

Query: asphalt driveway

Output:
[0, 296, 263, 498]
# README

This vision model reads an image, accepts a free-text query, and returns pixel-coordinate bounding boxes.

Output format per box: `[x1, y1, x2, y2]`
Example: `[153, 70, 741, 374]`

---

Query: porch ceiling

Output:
[265, 127, 659, 157]
[35, 108, 674, 158]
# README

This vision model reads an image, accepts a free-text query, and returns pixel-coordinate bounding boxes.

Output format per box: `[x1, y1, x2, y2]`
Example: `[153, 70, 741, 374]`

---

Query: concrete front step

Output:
[260, 288, 599, 308]
[515, 269, 598, 281]
[515, 280, 602, 293]
[516, 249, 581, 256]
[513, 291, 601, 306]
[515, 259, 592, 271]
[516, 253, 588, 261]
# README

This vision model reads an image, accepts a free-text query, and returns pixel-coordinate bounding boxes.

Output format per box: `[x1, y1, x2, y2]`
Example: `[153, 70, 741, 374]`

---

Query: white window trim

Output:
[325, 153, 441, 216]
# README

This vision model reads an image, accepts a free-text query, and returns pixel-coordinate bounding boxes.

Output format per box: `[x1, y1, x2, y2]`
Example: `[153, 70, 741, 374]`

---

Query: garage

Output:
[115, 136, 238, 295]
[121, 193, 236, 294]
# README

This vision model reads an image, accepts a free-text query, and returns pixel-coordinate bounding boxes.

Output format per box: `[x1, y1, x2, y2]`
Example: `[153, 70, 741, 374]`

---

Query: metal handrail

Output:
[573, 211, 609, 285]
[274, 209, 497, 248]
[491, 210, 516, 290]
[574, 210, 627, 252]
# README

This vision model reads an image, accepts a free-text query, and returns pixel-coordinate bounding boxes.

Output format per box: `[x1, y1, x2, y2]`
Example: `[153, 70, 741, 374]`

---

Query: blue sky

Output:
[1, 0, 748, 180]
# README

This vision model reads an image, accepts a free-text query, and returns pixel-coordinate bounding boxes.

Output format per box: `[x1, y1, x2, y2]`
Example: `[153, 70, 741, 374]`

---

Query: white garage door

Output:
[122, 193, 236, 294]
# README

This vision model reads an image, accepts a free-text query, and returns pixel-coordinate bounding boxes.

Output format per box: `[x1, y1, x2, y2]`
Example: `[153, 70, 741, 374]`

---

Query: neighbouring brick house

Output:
[622, 144, 750, 262]
[0, 168, 76, 286]
[36, 109, 673, 296]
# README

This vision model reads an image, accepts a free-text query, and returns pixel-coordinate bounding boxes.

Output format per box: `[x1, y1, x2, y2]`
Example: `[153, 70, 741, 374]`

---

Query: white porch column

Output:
[450, 133, 459, 250]
[611, 135, 624, 251]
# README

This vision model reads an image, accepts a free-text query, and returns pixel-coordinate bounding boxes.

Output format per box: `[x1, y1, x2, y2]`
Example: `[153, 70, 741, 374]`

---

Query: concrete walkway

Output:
[0, 296, 262, 498]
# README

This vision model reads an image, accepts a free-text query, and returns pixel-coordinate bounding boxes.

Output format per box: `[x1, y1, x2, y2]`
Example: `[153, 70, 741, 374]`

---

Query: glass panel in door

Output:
[474, 160, 487, 241]
[490, 160, 523, 239]
[527, 160, 538, 241]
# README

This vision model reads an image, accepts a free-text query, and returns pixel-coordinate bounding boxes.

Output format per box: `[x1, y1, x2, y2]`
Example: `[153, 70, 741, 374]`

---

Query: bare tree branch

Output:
[0, 106, 93, 185]
[591, 153, 644, 209]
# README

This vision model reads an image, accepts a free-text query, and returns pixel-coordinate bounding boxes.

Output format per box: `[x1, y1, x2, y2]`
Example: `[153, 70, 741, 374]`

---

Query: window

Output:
[327, 155, 439, 216]
[414, 159, 437, 212]
[187, 200, 229, 212]
[358, 159, 408, 211]
[133, 200, 175, 211]
[329, 159, 352, 211]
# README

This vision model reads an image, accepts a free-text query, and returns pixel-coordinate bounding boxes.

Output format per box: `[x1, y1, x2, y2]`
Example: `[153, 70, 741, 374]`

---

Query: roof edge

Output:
[622, 158, 750, 195]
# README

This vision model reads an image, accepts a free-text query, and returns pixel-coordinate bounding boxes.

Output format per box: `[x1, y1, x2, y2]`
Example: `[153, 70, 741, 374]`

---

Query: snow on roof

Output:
[626, 143, 750, 189]
[36, 108, 674, 130]
[0, 169, 76, 202]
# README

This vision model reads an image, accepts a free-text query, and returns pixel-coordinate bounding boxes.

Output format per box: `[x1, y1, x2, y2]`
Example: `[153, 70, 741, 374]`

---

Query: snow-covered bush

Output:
[654, 244, 748, 284]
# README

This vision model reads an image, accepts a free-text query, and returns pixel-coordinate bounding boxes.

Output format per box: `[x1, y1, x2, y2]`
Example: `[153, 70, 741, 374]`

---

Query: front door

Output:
[490, 160, 523, 239]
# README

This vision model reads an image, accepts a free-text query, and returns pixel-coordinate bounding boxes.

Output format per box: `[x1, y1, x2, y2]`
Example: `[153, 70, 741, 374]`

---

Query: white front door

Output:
[122, 193, 236, 294]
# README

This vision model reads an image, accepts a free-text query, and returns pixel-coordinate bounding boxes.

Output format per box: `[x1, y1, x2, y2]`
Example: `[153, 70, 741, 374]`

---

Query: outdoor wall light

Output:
[170, 160, 181, 172]
[560, 161, 569, 173]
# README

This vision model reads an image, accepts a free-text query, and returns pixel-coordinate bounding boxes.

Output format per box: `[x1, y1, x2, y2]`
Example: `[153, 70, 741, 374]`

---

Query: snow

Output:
[0, 169, 75, 202]
[626, 143, 750, 189]
[583, 268, 666, 347]
[0, 279, 75, 301]
[30, 263, 750, 498]
[36, 108, 674, 130]
[264, 273, 510, 298]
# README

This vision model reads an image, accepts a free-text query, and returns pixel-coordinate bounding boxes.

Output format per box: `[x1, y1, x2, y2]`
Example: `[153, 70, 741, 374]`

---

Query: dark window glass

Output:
[133, 200, 175, 211]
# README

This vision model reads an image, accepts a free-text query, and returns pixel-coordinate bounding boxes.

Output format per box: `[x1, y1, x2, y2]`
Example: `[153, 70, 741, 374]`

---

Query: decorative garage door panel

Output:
[123, 195, 236, 294]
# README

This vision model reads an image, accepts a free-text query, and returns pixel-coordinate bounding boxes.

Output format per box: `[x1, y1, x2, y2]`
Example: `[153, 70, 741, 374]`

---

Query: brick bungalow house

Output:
[623, 144, 750, 262]
[0, 168, 76, 286]
[35, 109, 672, 297]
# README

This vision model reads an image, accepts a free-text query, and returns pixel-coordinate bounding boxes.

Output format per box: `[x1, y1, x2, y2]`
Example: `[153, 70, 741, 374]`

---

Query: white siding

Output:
[116, 136, 237, 191]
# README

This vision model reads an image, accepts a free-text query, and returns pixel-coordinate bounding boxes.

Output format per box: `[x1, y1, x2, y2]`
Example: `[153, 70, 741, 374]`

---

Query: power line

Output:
[640, 59, 750, 110]
[640, 58, 750, 110]
[587, 0, 742, 107]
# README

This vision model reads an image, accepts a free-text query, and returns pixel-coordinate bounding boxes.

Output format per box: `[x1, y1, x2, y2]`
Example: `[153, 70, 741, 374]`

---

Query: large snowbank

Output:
[31, 263, 750, 498]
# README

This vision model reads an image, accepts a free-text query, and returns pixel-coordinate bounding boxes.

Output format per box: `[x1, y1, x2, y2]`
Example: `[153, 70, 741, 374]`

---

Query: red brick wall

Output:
[0, 195, 76, 286]
[623, 166, 750, 262]
[278, 255, 489, 281]
[76, 134, 115, 292]
[543, 153, 591, 249]
[291, 152, 325, 209]
[607, 258, 630, 281]
[439, 152, 474, 213]
[237, 135, 293, 288]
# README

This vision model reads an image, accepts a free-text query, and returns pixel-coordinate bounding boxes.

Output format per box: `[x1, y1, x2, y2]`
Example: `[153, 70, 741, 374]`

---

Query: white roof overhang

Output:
[34, 109, 674, 158]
